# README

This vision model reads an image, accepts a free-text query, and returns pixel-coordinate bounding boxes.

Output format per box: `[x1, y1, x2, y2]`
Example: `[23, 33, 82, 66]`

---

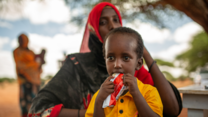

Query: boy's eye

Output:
[123, 56, 130, 61]
[107, 56, 114, 60]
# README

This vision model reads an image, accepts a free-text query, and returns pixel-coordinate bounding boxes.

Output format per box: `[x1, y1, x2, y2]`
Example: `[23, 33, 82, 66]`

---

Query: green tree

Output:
[176, 32, 208, 73]
[0, 77, 15, 83]
[155, 59, 176, 81]
[144, 58, 176, 81]
[162, 71, 176, 81]
[65, 0, 184, 29]
[155, 58, 174, 67]
[64, 0, 208, 33]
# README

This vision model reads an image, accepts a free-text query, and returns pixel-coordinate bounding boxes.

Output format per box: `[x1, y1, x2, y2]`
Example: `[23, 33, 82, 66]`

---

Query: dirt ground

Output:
[0, 79, 193, 117]
[0, 82, 21, 117]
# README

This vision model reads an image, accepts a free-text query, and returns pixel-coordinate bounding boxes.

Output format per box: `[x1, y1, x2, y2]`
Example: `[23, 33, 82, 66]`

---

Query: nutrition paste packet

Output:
[102, 73, 128, 108]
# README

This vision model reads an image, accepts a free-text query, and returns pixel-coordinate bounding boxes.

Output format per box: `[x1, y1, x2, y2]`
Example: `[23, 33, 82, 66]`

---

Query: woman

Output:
[13, 34, 41, 117]
[29, 2, 182, 117]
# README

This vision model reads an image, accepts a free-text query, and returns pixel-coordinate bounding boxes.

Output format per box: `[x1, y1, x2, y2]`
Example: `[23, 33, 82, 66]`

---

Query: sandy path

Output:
[0, 80, 193, 117]
[0, 82, 21, 117]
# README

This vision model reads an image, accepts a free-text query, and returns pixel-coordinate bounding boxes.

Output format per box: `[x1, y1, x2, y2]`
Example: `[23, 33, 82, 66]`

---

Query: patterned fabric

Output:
[28, 53, 107, 116]
[14, 47, 41, 85]
[85, 79, 163, 117]
[28, 104, 63, 117]
[20, 81, 39, 116]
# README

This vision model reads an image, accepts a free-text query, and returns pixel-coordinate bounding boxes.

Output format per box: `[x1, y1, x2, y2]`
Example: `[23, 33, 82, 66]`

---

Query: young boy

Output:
[85, 27, 163, 117]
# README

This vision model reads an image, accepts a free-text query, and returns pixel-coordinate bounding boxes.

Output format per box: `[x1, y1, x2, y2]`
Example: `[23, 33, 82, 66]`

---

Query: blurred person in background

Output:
[13, 34, 41, 117]
[29, 2, 182, 117]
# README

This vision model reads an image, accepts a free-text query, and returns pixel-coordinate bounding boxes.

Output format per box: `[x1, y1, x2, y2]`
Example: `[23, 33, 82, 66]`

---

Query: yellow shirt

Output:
[85, 79, 163, 117]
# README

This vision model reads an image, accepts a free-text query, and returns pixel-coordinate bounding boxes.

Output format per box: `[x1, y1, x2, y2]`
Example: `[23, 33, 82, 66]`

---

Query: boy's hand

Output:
[97, 76, 115, 102]
[123, 73, 139, 96]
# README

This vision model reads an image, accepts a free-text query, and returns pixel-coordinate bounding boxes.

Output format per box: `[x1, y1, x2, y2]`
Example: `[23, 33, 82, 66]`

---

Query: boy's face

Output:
[104, 33, 143, 76]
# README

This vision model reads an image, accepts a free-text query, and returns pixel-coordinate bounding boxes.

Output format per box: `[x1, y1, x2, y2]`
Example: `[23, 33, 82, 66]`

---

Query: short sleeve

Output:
[142, 84, 163, 117]
[85, 91, 99, 117]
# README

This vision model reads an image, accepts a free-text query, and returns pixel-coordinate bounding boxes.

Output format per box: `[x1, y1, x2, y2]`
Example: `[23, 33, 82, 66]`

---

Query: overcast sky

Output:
[0, 0, 204, 79]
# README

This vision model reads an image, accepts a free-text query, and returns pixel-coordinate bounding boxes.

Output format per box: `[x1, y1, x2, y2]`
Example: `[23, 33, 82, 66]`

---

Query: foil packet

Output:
[102, 73, 128, 108]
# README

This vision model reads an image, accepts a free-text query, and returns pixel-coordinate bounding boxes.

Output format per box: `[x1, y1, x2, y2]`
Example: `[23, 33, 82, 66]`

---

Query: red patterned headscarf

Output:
[80, 2, 122, 53]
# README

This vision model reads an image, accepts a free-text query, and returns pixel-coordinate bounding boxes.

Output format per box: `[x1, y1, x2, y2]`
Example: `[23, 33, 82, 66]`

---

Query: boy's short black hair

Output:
[103, 27, 144, 58]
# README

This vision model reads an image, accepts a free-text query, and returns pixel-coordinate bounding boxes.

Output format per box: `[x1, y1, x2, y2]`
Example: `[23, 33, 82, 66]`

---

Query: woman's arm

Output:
[143, 47, 180, 116]
[28, 55, 85, 117]
[58, 108, 86, 117]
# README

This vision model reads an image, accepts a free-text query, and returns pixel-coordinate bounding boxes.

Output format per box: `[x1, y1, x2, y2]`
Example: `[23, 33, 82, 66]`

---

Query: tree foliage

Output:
[65, 0, 184, 29]
[155, 58, 174, 67]
[0, 77, 15, 83]
[65, 0, 208, 33]
[176, 32, 208, 73]
[143, 58, 176, 81]
[162, 71, 176, 81]
[1, 0, 208, 32]
[163, 0, 208, 33]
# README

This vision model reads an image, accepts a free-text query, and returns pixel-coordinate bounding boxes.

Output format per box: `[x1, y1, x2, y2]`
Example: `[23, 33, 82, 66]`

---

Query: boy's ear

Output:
[135, 58, 143, 70]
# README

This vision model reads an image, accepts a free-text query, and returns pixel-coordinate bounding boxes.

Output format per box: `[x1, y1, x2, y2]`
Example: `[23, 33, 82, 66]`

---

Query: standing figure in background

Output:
[13, 34, 41, 117]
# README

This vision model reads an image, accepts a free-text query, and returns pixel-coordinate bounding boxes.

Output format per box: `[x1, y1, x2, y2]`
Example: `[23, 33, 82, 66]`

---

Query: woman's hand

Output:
[143, 46, 148, 57]
[123, 73, 139, 96]
[97, 76, 115, 102]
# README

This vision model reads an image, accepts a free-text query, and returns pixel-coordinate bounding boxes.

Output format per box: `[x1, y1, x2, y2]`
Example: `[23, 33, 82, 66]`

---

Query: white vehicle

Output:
[194, 67, 208, 88]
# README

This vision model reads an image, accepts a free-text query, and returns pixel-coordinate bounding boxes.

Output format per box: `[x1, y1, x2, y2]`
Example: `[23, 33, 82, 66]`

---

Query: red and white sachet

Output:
[102, 73, 128, 108]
